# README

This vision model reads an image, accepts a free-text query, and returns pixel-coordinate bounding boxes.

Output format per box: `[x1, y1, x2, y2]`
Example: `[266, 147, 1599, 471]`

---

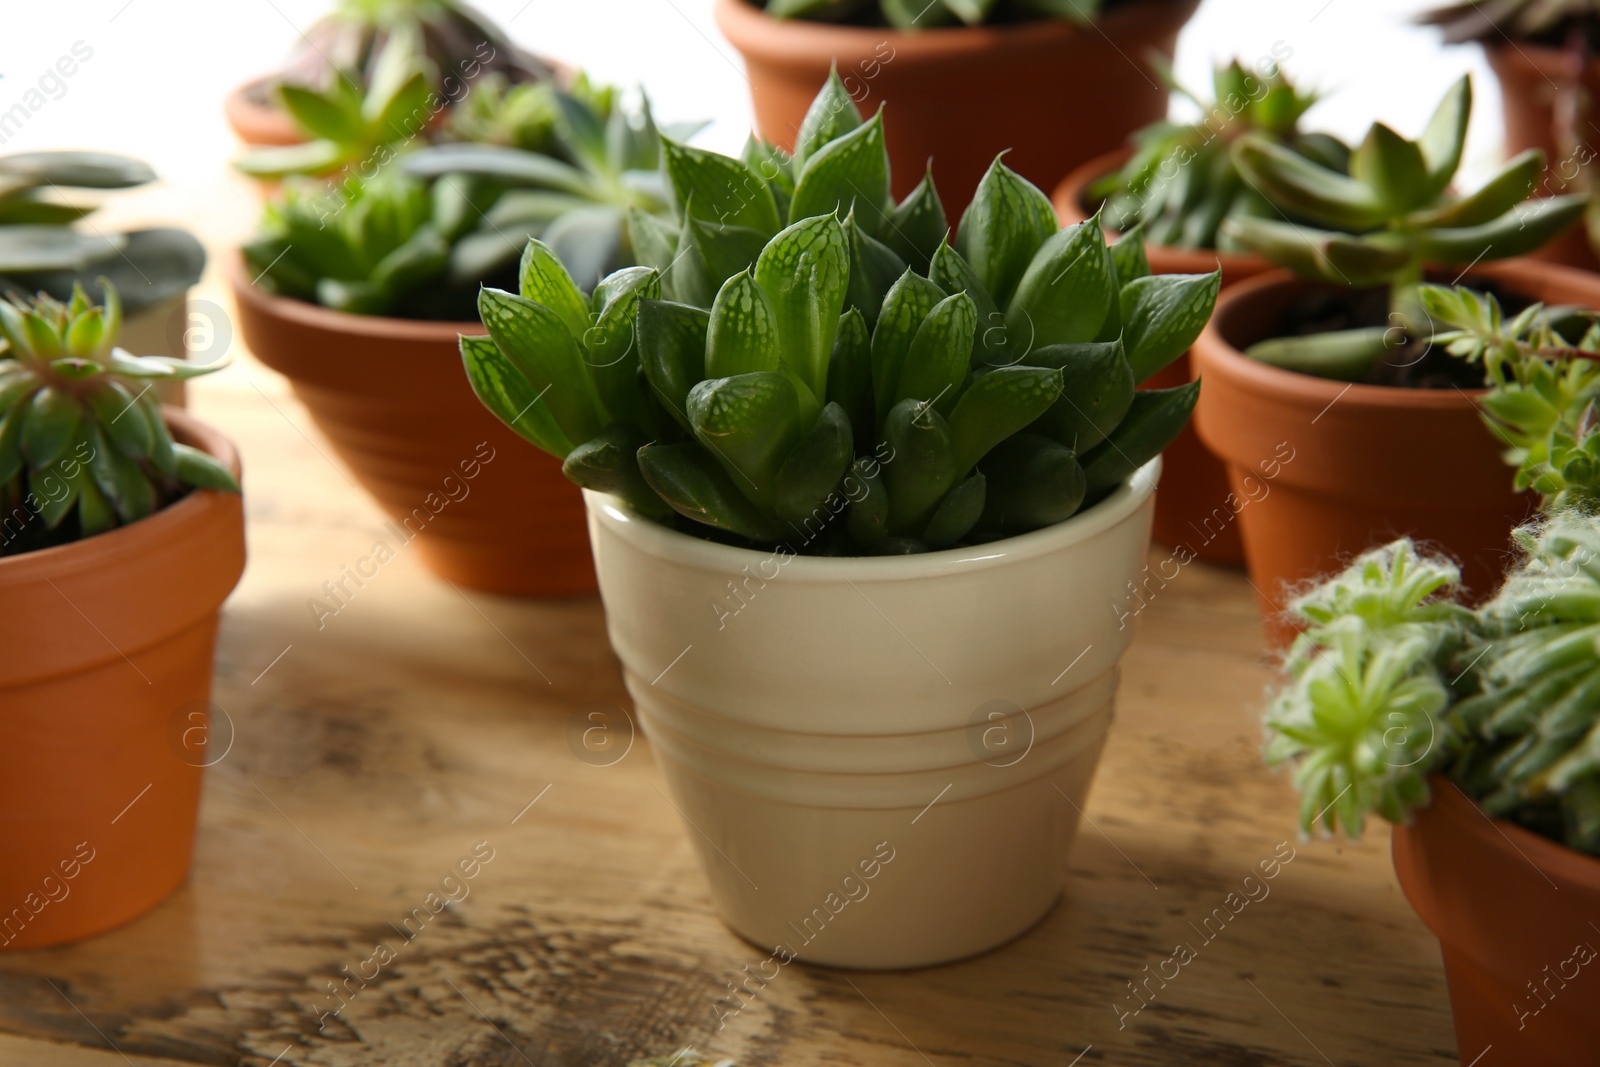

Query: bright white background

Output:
[0, 0, 1504, 263]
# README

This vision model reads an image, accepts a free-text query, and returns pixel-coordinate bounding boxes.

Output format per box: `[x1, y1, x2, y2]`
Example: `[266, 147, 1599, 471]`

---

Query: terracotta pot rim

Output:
[1052, 146, 1269, 277]
[1416, 774, 1600, 891]
[224, 75, 303, 146]
[226, 252, 483, 344]
[0, 407, 240, 589]
[714, 0, 1198, 59]
[1197, 268, 1498, 410]
[584, 456, 1160, 581]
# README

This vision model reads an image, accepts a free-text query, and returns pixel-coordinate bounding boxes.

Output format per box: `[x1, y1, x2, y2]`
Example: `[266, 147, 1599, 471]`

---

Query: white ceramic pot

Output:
[585, 459, 1161, 969]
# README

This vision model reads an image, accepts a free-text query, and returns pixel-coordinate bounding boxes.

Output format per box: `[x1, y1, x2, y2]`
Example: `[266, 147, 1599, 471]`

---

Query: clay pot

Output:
[1054, 148, 1275, 566]
[1482, 42, 1600, 272]
[1393, 779, 1600, 1066]
[228, 256, 594, 598]
[586, 460, 1161, 968]
[1188, 261, 1596, 646]
[224, 76, 304, 147]
[0, 410, 245, 950]
[714, 0, 1200, 217]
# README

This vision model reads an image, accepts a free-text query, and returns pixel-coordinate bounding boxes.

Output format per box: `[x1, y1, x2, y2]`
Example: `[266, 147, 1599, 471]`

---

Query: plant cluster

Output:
[761, 0, 1105, 30]
[460, 77, 1219, 555]
[1265, 514, 1600, 855]
[1225, 76, 1585, 381]
[0, 285, 237, 555]
[0, 151, 204, 318]
[1419, 0, 1600, 45]
[1090, 60, 1348, 250]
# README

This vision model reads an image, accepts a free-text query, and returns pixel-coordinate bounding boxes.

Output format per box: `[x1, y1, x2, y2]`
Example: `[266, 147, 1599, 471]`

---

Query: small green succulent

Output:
[763, 0, 1103, 30]
[461, 153, 1217, 553]
[1418, 0, 1600, 44]
[445, 72, 617, 153]
[1225, 76, 1585, 381]
[0, 285, 237, 555]
[0, 151, 204, 319]
[1420, 282, 1600, 510]
[1090, 60, 1348, 250]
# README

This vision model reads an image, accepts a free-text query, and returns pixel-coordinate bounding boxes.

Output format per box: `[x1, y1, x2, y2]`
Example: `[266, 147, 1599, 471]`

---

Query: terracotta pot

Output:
[1483, 42, 1600, 272]
[224, 76, 304, 147]
[0, 410, 245, 950]
[1054, 148, 1275, 566]
[714, 0, 1199, 217]
[228, 256, 594, 598]
[586, 459, 1160, 968]
[1393, 778, 1600, 1065]
[1188, 261, 1591, 646]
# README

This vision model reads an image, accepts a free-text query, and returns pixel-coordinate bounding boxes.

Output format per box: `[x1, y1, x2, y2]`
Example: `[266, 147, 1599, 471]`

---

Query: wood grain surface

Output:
[0, 272, 1460, 1067]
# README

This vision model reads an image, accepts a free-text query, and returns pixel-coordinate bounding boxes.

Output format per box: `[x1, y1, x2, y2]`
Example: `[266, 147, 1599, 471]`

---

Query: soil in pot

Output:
[0, 410, 246, 950]
[714, 0, 1200, 216]
[1191, 264, 1566, 647]
[229, 257, 594, 598]
[1392, 779, 1600, 1066]
[1052, 149, 1270, 566]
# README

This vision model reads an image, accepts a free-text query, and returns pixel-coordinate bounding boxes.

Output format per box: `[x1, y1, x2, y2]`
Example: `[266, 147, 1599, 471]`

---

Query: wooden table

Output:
[0, 274, 1460, 1067]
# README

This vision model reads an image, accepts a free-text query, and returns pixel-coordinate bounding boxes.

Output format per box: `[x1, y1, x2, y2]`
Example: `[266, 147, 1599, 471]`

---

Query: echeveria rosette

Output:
[0, 284, 237, 556]
[763, 0, 1103, 30]
[1091, 59, 1349, 251]
[1421, 283, 1600, 510]
[1448, 517, 1600, 852]
[1225, 75, 1586, 381]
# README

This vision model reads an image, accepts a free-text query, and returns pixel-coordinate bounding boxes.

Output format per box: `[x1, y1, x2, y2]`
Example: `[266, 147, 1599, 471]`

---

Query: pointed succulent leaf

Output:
[882, 397, 959, 532]
[637, 441, 786, 542]
[86, 381, 152, 459]
[827, 307, 873, 445]
[956, 158, 1059, 306]
[885, 169, 949, 274]
[518, 239, 592, 338]
[1416, 74, 1471, 199]
[794, 68, 864, 173]
[845, 213, 909, 328]
[871, 270, 947, 423]
[789, 111, 891, 235]
[30, 463, 79, 528]
[477, 286, 606, 445]
[687, 371, 804, 510]
[1004, 219, 1118, 350]
[562, 423, 673, 519]
[1232, 134, 1387, 231]
[978, 433, 1086, 535]
[1409, 150, 1544, 229]
[774, 401, 854, 527]
[928, 243, 1005, 364]
[1080, 381, 1200, 500]
[459, 333, 575, 457]
[707, 270, 781, 379]
[1245, 327, 1393, 381]
[277, 84, 363, 145]
[20, 386, 81, 468]
[948, 365, 1063, 471]
[895, 291, 977, 415]
[173, 443, 240, 493]
[1351, 123, 1431, 214]
[1119, 270, 1222, 383]
[754, 214, 850, 402]
[683, 212, 773, 297]
[637, 298, 710, 431]
[662, 140, 781, 235]
[586, 266, 661, 427]
[1417, 194, 1585, 263]
[627, 206, 680, 274]
[845, 455, 891, 549]
[1024, 341, 1135, 452]
[1109, 224, 1151, 286]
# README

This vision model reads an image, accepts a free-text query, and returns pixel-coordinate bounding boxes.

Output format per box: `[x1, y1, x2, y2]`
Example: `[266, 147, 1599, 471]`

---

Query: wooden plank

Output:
[0, 273, 1459, 1066]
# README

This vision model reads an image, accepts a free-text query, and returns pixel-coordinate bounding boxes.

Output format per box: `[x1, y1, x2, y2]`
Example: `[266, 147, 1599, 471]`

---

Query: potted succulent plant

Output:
[1419, 0, 1600, 270]
[1189, 76, 1591, 644]
[1263, 289, 1600, 1057]
[231, 81, 721, 597]
[713, 0, 1201, 216]
[0, 151, 206, 397]
[1053, 59, 1345, 564]
[224, 0, 555, 148]
[0, 285, 243, 950]
[459, 109, 1219, 965]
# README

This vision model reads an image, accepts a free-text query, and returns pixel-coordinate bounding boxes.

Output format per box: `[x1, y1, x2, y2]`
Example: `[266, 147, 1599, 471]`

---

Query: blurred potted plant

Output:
[1189, 76, 1589, 643]
[460, 116, 1218, 964]
[0, 151, 205, 400]
[1054, 59, 1346, 564]
[0, 285, 243, 950]
[713, 0, 1201, 215]
[225, 0, 555, 148]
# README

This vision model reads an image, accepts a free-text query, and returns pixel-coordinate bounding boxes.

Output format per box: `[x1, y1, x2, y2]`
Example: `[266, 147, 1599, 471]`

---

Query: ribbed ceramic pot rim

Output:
[1197, 267, 1494, 411]
[0, 408, 239, 589]
[585, 457, 1160, 583]
[1051, 146, 1271, 278]
[226, 252, 483, 343]
[713, 0, 1198, 58]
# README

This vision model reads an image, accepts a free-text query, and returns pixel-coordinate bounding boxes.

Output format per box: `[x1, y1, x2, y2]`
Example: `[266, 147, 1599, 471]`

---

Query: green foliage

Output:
[0, 284, 237, 555]
[1091, 60, 1348, 250]
[1226, 76, 1585, 380]
[1266, 513, 1600, 857]
[764, 0, 1103, 28]
[0, 152, 204, 318]
[462, 149, 1218, 553]
[446, 72, 616, 153]
[1421, 282, 1600, 510]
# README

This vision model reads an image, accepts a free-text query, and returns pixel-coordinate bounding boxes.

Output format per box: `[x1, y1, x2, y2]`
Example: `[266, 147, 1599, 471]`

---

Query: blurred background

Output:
[0, 0, 1502, 252]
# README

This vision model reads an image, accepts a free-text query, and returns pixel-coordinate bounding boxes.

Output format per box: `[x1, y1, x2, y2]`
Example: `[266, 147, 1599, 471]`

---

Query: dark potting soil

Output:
[1270, 281, 1538, 390]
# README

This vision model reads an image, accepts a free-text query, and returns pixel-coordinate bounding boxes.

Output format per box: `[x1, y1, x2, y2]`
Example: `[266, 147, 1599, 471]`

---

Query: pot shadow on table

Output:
[0, 555, 1459, 1067]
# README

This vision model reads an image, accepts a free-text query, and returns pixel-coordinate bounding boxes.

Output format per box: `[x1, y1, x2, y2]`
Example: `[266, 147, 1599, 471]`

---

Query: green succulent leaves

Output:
[0, 284, 237, 555]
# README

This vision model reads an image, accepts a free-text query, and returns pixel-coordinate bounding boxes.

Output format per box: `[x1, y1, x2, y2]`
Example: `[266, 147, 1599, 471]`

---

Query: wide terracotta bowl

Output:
[229, 256, 595, 598]
[715, 0, 1200, 216]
